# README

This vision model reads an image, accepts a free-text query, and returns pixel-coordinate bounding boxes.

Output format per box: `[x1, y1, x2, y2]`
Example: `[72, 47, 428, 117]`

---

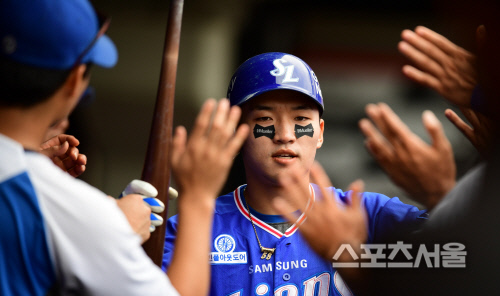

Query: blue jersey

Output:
[163, 184, 427, 295]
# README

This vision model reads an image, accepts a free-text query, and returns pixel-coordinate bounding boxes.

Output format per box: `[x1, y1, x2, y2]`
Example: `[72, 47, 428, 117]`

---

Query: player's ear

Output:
[317, 119, 324, 149]
[63, 64, 89, 101]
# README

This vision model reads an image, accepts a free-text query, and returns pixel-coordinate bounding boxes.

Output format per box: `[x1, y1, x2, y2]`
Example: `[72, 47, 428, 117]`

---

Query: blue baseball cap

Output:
[0, 0, 118, 70]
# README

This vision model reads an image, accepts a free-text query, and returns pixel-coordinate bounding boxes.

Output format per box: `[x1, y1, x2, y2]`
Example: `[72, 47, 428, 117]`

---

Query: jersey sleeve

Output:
[334, 188, 428, 243]
[162, 215, 179, 271]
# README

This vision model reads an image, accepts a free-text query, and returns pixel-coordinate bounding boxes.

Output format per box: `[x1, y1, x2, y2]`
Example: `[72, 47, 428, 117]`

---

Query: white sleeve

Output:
[28, 155, 179, 296]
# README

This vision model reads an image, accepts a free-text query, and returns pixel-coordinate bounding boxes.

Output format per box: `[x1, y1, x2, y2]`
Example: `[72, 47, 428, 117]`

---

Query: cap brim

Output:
[87, 34, 118, 68]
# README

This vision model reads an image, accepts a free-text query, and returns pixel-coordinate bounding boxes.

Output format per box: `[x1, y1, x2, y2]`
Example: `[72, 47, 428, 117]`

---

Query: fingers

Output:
[44, 141, 70, 158]
[414, 26, 460, 58]
[358, 118, 393, 162]
[476, 25, 487, 50]
[365, 103, 413, 149]
[61, 149, 79, 169]
[422, 110, 450, 150]
[310, 161, 333, 190]
[190, 99, 217, 139]
[347, 179, 365, 209]
[227, 104, 243, 132]
[183, 99, 248, 156]
[121, 179, 159, 197]
[277, 171, 311, 212]
[208, 98, 230, 140]
[209, 99, 248, 153]
[459, 107, 481, 130]
[226, 123, 249, 157]
[401, 64, 441, 91]
[444, 109, 475, 142]
[399, 30, 447, 79]
[272, 197, 302, 224]
[150, 213, 164, 227]
[40, 134, 79, 150]
[378, 103, 413, 137]
[225, 105, 250, 155]
[171, 126, 187, 167]
[56, 134, 80, 148]
[67, 164, 86, 178]
[168, 187, 179, 200]
[143, 197, 165, 213]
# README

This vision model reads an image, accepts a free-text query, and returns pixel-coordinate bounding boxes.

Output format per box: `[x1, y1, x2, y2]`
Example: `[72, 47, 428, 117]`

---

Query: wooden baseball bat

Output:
[141, 0, 184, 267]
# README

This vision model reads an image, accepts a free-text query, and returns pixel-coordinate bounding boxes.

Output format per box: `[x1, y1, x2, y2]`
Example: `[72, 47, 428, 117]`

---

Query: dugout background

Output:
[69, 0, 483, 218]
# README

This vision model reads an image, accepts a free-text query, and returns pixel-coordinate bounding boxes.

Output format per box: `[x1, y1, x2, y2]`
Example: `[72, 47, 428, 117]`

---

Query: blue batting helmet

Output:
[227, 52, 324, 114]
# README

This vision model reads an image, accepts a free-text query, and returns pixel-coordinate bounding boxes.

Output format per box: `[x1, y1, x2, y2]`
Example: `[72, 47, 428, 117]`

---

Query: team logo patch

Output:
[254, 124, 275, 139]
[210, 234, 247, 264]
[295, 123, 314, 138]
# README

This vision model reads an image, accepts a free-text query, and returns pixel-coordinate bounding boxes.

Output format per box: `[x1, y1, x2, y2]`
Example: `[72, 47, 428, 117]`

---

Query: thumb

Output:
[422, 110, 449, 150]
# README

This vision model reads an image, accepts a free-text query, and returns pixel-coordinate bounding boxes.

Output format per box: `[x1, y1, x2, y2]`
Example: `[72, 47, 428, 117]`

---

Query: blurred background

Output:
[71, 0, 483, 218]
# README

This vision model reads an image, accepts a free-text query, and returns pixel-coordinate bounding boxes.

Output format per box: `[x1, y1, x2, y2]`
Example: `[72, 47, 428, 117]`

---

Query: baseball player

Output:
[0, 0, 248, 295]
[163, 52, 428, 295]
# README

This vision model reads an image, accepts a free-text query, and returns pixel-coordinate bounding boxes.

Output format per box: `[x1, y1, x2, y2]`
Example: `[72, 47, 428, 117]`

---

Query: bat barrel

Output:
[141, 0, 184, 267]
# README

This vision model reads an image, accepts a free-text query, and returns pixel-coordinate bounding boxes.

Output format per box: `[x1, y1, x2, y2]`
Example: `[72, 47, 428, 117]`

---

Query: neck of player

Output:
[244, 173, 310, 216]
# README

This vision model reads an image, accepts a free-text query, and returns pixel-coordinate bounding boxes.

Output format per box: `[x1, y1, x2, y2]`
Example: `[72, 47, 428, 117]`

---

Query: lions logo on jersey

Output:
[210, 234, 247, 264]
[215, 234, 235, 253]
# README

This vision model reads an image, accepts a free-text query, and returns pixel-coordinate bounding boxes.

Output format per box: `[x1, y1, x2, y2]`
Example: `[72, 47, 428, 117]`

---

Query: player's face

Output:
[240, 89, 324, 186]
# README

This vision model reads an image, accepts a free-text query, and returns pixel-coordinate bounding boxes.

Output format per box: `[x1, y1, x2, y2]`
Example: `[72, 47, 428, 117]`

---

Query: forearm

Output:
[167, 192, 215, 296]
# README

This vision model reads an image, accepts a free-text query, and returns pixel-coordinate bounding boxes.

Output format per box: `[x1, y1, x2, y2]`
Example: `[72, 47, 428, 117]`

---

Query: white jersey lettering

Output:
[274, 284, 299, 296]
[303, 272, 330, 296]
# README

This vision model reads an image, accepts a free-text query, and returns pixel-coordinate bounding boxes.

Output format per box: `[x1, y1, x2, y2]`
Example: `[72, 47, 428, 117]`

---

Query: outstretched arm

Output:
[167, 99, 249, 296]
[399, 25, 479, 108]
[359, 103, 456, 210]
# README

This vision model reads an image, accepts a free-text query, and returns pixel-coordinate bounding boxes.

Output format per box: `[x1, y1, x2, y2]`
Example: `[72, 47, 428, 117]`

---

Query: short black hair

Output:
[0, 58, 92, 108]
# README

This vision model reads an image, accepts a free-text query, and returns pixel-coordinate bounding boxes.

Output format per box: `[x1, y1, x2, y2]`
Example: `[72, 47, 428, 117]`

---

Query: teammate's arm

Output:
[167, 98, 249, 296]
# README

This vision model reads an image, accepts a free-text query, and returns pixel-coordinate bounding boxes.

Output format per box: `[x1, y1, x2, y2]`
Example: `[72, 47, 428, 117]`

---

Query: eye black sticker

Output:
[295, 123, 314, 138]
[254, 124, 275, 139]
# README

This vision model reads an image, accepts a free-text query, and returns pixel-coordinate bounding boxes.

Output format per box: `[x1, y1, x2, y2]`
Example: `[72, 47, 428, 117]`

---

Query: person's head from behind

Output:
[0, 0, 117, 121]
[227, 52, 325, 186]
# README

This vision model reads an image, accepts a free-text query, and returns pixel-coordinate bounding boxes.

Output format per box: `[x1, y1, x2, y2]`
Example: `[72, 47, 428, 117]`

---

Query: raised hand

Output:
[359, 103, 456, 209]
[170, 98, 249, 202]
[272, 161, 367, 262]
[399, 25, 479, 108]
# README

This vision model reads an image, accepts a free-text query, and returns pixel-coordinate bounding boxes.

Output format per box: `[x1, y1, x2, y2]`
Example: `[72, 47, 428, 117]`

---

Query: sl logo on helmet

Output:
[311, 71, 323, 99]
[270, 58, 299, 83]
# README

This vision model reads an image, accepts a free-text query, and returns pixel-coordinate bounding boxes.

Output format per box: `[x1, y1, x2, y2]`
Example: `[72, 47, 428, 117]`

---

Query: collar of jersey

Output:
[242, 190, 290, 224]
[233, 184, 315, 239]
